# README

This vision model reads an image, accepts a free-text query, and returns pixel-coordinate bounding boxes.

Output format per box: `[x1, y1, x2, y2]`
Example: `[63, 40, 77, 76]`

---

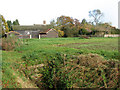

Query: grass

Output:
[2, 37, 119, 88]
[15, 37, 119, 60]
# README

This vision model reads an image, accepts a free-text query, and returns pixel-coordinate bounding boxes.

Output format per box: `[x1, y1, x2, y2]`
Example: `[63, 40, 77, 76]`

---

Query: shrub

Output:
[20, 51, 119, 88]
[58, 30, 64, 37]
[41, 53, 73, 88]
[79, 28, 90, 35]
[2, 35, 22, 51]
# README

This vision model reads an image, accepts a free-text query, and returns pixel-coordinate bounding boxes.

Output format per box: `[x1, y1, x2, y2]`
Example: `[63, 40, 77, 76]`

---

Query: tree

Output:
[56, 16, 74, 26]
[50, 19, 56, 28]
[57, 30, 64, 37]
[13, 19, 20, 25]
[81, 19, 87, 25]
[74, 18, 81, 30]
[0, 15, 2, 37]
[0, 14, 2, 28]
[7, 20, 13, 31]
[74, 18, 80, 26]
[7, 19, 20, 30]
[79, 28, 89, 35]
[0, 15, 9, 37]
[89, 9, 103, 25]
[97, 23, 114, 34]
[56, 16, 80, 37]
[81, 19, 88, 29]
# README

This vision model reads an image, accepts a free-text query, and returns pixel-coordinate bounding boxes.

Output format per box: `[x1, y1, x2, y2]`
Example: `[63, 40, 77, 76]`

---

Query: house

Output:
[40, 29, 58, 38]
[7, 31, 20, 36]
[7, 31, 30, 38]
[11, 25, 58, 38]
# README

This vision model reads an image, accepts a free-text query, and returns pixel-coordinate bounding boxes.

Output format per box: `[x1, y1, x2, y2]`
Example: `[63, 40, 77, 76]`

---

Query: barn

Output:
[12, 25, 58, 38]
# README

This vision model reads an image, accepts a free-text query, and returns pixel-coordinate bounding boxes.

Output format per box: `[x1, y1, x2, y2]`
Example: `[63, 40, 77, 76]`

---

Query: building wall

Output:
[104, 34, 120, 37]
[40, 34, 47, 38]
[14, 29, 58, 38]
[31, 31, 40, 38]
[15, 30, 26, 35]
[14, 30, 40, 38]
[46, 30, 58, 38]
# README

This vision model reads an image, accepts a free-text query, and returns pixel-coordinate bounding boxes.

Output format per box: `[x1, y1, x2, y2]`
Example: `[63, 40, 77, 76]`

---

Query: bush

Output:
[19, 51, 120, 88]
[41, 53, 120, 88]
[41, 53, 73, 88]
[2, 35, 22, 51]
[79, 28, 90, 35]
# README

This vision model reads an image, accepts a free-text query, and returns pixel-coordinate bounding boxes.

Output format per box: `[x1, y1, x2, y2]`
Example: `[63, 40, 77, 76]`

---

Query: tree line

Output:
[49, 9, 119, 37]
[0, 14, 20, 37]
[7, 19, 20, 31]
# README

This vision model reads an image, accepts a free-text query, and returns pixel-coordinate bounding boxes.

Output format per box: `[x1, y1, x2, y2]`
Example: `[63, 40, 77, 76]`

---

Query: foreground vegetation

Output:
[2, 37, 120, 88]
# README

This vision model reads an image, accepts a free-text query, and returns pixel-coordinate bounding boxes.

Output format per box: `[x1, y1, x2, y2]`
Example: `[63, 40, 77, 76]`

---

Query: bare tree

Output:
[89, 9, 103, 25]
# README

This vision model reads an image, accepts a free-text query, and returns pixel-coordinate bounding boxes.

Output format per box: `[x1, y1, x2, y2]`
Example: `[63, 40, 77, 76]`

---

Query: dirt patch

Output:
[13, 72, 37, 88]
[18, 51, 23, 53]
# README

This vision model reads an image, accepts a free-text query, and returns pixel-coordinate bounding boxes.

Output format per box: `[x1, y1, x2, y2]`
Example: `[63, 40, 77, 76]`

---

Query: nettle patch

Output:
[15, 51, 120, 88]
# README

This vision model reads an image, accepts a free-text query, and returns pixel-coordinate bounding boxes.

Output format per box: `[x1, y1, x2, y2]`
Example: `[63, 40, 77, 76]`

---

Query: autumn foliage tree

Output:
[49, 15, 96, 37]
[56, 16, 81, 37]
[50, 14, 119, 37]
[0, 15, 9, 37]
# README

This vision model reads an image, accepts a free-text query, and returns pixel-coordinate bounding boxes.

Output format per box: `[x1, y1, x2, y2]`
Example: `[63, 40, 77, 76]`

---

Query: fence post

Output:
[39, 34, 40, 39]
[30, 35, 32, 39]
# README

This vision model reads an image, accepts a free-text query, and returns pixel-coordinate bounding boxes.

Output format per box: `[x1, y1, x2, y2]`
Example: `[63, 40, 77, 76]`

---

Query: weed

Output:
[2, 35, 22, 51]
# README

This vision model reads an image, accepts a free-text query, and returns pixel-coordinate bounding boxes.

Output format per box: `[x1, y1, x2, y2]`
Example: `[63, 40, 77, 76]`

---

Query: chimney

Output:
[43, 20, 46, 25]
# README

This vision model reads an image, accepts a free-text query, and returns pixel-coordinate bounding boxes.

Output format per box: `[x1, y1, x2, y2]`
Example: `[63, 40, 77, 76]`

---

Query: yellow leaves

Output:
[1, 15, 9, 35]
[58, 30, 64, 37]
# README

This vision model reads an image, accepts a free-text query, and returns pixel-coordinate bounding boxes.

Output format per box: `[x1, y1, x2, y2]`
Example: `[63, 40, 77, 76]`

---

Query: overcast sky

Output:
[0, 0, 119, 28]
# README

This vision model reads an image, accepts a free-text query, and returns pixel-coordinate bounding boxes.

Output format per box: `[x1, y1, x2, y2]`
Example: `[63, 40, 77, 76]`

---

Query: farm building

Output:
[7, 31, 20, 36]
[7, 31, 30, 38]
[11, 25, 58, 38]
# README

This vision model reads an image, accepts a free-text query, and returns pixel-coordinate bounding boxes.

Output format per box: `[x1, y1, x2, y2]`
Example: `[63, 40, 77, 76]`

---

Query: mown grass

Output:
[15, 37, 119, 60]
[2, 37, 119, 88]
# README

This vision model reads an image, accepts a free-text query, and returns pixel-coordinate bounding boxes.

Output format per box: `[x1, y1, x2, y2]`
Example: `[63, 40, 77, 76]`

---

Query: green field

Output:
[2, 37, 120, 88]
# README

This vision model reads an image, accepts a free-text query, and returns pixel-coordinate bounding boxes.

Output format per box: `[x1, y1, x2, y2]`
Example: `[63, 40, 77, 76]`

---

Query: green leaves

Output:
[40, 53, 73, 88]
[13, 19, 20, 25]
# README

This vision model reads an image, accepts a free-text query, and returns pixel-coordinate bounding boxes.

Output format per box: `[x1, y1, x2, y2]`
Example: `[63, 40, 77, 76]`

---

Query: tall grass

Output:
[2, 35, 22, 51]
